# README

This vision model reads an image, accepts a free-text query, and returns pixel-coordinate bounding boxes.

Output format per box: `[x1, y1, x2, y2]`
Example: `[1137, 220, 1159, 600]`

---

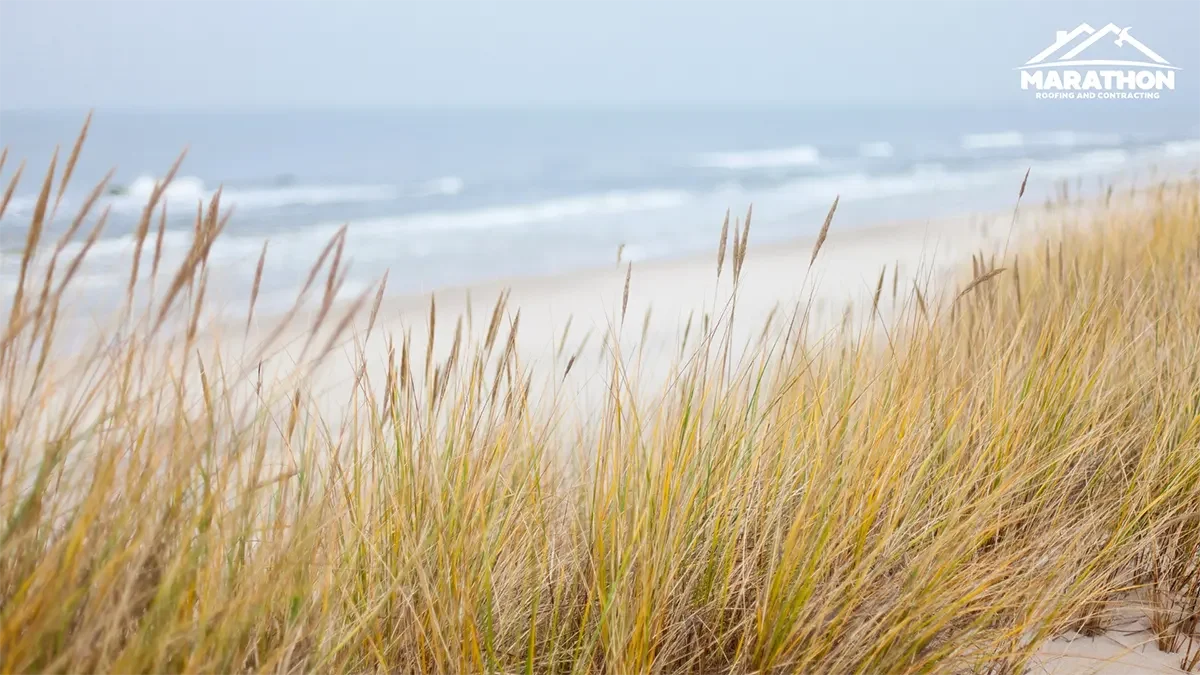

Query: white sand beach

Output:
[235, 197, 1067, 423]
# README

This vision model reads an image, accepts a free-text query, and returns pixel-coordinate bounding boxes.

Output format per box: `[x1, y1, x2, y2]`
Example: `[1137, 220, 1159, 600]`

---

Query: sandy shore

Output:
[234, 198, 1067, 423]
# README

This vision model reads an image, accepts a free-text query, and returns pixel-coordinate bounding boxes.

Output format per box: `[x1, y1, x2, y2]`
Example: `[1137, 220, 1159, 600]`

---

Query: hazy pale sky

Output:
[1, 0, 1198, 109]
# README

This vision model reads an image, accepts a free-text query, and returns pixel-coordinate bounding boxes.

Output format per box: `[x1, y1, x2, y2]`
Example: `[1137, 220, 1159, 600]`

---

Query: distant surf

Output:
[2, 104, 1196, 314]
[3, 175, 466, 219]
[694, 145, 821, 170]
[42, 188, 692, 263]
[1164, 140, 1200, 157]
[960, 130, 1125, 151]
[858, 142, 895, 159]
[108, 176, 406, 212]
[50, 142, 1176, 276]
[347, 189, 692, 235]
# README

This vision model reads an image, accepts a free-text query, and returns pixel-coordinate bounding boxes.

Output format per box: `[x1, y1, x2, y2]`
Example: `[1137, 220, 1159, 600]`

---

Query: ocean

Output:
[2, 105, 1198, 313]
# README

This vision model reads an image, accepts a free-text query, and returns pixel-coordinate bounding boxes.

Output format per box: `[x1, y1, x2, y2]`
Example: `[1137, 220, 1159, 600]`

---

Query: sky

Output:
[1, 0, 1198, 109]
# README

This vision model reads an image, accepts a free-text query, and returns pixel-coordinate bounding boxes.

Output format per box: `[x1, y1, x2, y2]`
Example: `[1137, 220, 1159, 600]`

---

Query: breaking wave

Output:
[346, 189, 690, 236]
[105, 176, 400, 212]
[695, 145, 821, 170]
[47, 188, 692, 265]
[418, 176, 465, 196]
[961, 130, 1125, 152]
[1162, 139, 1200, 157]
[960, 131, 1028, 151]
[858, 142, 895, 159]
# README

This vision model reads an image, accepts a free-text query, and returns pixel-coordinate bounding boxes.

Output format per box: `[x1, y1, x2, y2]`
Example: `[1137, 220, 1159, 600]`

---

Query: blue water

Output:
[2, 105, 1198, 310]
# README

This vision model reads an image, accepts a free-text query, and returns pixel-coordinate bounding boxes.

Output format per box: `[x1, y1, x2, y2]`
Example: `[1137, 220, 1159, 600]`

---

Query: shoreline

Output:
[240, 197, 1069, 424]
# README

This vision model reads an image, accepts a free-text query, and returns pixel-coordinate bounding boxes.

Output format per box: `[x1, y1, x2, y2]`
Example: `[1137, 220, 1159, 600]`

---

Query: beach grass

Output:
[1, 127, 1199, 674]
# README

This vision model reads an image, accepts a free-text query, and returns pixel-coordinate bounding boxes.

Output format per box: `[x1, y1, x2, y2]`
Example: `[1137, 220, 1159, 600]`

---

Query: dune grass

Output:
[1, 127, 1199, 674]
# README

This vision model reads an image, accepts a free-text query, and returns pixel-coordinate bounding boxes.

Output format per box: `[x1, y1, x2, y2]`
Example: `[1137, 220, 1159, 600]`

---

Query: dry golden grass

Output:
[1, 126, 1199, 675]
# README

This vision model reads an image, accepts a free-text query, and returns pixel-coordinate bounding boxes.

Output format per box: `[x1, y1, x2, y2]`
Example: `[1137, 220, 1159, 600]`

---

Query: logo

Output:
[1018, 23, 1179, 100]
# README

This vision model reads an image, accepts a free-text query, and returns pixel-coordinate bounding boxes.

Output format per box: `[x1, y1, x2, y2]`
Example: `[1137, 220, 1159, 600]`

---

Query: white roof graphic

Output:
[1019, 23, 1178, 70]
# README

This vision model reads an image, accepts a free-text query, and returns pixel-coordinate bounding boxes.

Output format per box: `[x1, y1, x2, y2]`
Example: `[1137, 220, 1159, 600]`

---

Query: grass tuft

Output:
[1, 125, 1199, 674]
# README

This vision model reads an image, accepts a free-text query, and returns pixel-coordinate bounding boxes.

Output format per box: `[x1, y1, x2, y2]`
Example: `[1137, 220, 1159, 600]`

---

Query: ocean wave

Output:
[347, 189, 691, 236]
[961, 130, 1125, 152]
[752, 151, 1150, 211]
[1, 195, 37, 216]
[695, 145, 820, 170]
[418, 176, 465, 196]
[697, 161, 1004, 214]
[858, 142, 895, 159]
[703, 163, 1013, 214]
[1033, 131, 1124, 147]
[3, 174, 459, 220]
[961, 131, 1027, 151]
[1162, 139, 1200, 157]
[104, 175, 400, 212]
[122, 175, 207, 204]
[776, 165, 999, 207]
[1030, 150, 1130, 178]
[49, 188, 691, 267]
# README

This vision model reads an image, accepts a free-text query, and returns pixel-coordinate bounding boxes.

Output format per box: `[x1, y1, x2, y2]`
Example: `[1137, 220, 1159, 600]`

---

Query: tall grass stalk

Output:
[1, 127, 1199, 674]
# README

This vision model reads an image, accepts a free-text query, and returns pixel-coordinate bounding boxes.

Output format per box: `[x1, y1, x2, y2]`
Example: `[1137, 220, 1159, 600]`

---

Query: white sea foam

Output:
[124, 175, 207, 204]
[774, 165, 999, 207]
[347, 189, 691, 236]
[695, 146, 820, 170]
[45, 188, 690, 269]
[962, 130, 1125, 152]
[418, 176, 465, 196]
[157, 189, 690, 270]
[1, 195, 37, 217]
[1033, 131, 1123, 147]
[3, 175, 453, 219]
[99, 175, 400, 213]
[961, 131, 1027, 151]
[703, 163, 993, 212]
[858, 141, 895, 159]
[1031, 150, 1130, 178]
[1162, 139, 1200, 157]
